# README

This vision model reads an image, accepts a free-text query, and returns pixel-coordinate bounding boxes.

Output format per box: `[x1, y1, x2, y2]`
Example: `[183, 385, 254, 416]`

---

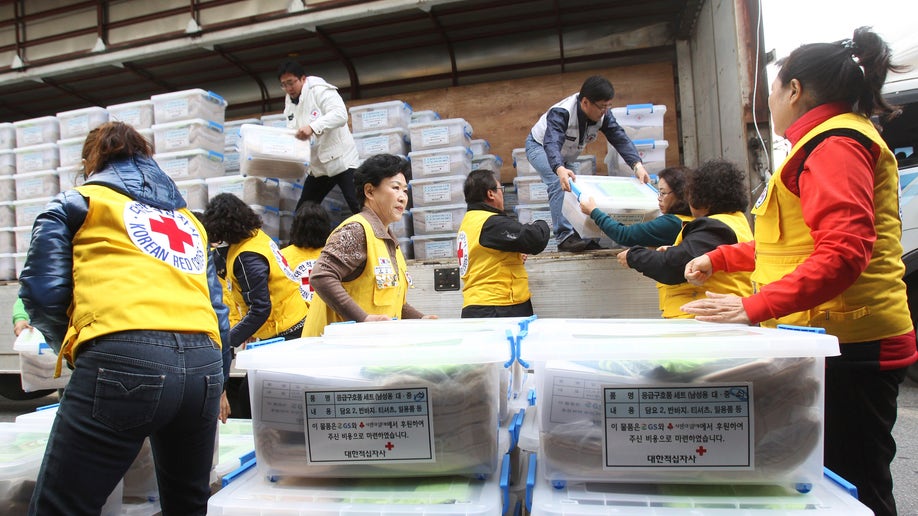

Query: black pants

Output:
[296, 168, 360, 214]
[461, 299, 534, 318]
[824, 349, 906, 516]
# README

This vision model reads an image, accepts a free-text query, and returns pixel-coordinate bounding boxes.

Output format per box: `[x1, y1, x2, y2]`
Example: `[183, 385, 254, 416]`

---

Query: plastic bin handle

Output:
[245, 336, 286, 349]
[569, 181, 583, 200]
[626, 103, 654, 113]
[526, 454, 538, 512]
[777, 324, 826, 334]
[632, 138, 656, 146]
[500, 453, 512, 515]
[206, 91, 227, 105]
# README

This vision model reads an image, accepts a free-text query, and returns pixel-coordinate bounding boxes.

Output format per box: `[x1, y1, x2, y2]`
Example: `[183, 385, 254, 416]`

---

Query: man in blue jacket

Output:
[526, 76, 649, 252]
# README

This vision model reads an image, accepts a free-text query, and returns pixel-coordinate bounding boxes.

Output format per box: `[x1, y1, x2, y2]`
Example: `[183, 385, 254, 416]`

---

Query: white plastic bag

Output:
[14, 328, 71, 392]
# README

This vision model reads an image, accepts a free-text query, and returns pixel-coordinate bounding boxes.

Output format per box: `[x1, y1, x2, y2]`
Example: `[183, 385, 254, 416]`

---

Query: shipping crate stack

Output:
[406, 116, 473, 260]
[349, 100, 414, 252]
[0, 122, 19, 280]
[606, 103, 668, 177]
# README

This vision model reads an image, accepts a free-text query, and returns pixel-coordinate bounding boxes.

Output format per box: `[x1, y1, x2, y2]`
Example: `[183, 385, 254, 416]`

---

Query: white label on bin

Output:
[21, 154, 44, 172]
[421, 182, 455, 204]
[303, 387, 435, 464]
[164, 128, 192, 149]
[255, 134, 296, 158]
[160, 158, 191, 178]
[601, 384, 753, 470]
[529, 209, 552, 224]
[422, 211, 454, 232]
[526, 183, 548, 202]
[115, 108, 141, 126]
[421, 155, 452, 174]
[359, 135, 390, 154]
[423, 239, 454, 258]
[420, 127, 449, 147]
[360, 110, 389, 129]
[163, 99, 191, 119]
[21, 126, 43, 145]
[19, 178, 44, 198]
[65, 117, 89, 136]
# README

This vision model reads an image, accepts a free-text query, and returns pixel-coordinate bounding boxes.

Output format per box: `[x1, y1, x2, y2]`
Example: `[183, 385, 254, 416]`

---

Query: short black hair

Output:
[354, 154, 411, 208]
[580, 76, 615, 103]
[686, 159, 748, 215]
[656, 166, 692, 216]
[277, 59, 306, 80]
[289, 201, 331, 248]
[201, 193, 262, 244]
[463, 169, 499, 204]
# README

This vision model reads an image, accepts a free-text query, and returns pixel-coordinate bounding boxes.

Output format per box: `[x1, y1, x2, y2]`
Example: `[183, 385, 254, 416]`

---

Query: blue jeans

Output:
[29, 330, 224, 516]
[525, 135, 575, 242]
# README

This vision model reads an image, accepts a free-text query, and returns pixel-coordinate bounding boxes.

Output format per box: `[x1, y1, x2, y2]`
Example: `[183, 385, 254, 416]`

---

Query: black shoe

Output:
[557, 234, 589, 253]
[584, 240, 604, 250]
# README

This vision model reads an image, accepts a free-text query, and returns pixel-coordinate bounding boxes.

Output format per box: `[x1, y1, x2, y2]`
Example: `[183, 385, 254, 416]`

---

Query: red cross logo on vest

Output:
[150, 216, 193, 252]
[301, 275, 313, 292]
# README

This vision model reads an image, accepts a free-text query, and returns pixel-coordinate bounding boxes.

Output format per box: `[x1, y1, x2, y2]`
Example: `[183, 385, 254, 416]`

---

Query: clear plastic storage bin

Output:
[14, 170, 60, 200]
[409, 146, 473, 179]
[55, 106, 108, 139]
[13, 197, 53, 227]
[56, 136, 84, 168]
[513, 176, 548, 204]
[174, 179, 208, 211]
[151, 118, 225, 154]
[0, 150, 14, 175]
[611, 103, 667, 141]
[521, 318, 839, 489]
[398, 236, 413, 259]
[154, 149, 224, 180]
[57, 165, 85, 191]
[14, 143, 59, 174]
[471, 154, 502, 173]
[409, 110, 440, 125]
[260, 113, 288, 128]
[13, 116, 60, 147]
[410, 203, 466, 235]
[250, 204, 280, 240]
[411, 232, 458, 260]
[469, 139, 490, 156]
[0, 175, 13, 202]
[206, 175, 280, 207]
[0, 201, 14, 228]
[409, 118, 472, 151]
[514, 203, 552, 226]
[234, 330, 506, 479]
[238, 124, 309, 180]
[608, 139, 669, 176]
[353, 127, 409, 158]
[391, 211, 413, 238]
[349, 100, 412, 132]
[512, 148, 537, 176]
[409, 175, 466, 207]
[151, 88, 228, 124]
[106, 99, 155, 129]
[223, 118, 262, 148]
[0, 228, 13, 254]
[561, 175, 660, 239]
[13, 225, 31, 253]
[570, 154, 596, 176]
[0, 123, 15, 149]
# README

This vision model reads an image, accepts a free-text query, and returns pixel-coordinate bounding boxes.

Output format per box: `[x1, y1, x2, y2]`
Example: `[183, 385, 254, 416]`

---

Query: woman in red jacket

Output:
[681, 27, 916, 516]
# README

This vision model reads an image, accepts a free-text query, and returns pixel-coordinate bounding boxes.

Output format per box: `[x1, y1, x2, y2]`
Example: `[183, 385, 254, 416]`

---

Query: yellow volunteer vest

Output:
[751, 113, 911, 342]
[217, 274, 242, 327]
[458, 210, 531, 308]
[655, 213, 696, 318]
[659, 212, 754, 318]
[280, 245, 323, 307]
[62, 185, 221, 371]
[302, 214, 409, 336]
[225, 229, 307, 339]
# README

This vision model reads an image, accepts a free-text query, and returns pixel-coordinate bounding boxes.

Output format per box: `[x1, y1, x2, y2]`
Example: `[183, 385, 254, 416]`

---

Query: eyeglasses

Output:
[280, 79, 299, 88]
[657, 189, 672, 199]
[590, 99, 614, 111]
[491, 185, 505, 193]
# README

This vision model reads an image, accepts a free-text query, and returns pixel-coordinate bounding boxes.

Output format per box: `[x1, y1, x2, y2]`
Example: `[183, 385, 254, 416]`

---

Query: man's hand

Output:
[557, 166, 576, 192]
[579, 196, 597, 215]
[633, 163, 651, 184]
[616, 249, 630, 268]
[295, 125, 314, 141]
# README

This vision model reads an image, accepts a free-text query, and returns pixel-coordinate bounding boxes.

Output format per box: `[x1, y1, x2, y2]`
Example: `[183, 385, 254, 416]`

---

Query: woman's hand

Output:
[421, 315, 439, 320]
[680, 292, 751, 324]
[364, 314, 391, 322]
[13, 320, 32, 337]
[684, 255, 713, 286]
[219, 391, 231, 424]
[633, 163, 651, 184]
[616, 249, 630, 268]
[580, 196, 597, 215]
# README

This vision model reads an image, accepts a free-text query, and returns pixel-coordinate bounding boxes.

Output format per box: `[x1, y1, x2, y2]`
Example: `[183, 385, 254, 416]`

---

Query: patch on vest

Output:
[291, 259, 317, 301]
[124, 202, 206, 274]
[753, 185, 768, 210]
[457, 231, 469, 276]
[374, 257, 399, 289]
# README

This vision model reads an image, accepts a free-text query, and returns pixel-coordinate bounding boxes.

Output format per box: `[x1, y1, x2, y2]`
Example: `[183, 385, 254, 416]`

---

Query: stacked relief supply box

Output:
[213, 322, 518, 515]
[407, 117, 472, 261]
[606, 104, 667, 176]
[150, 89, 228, 212]
[0, 124, 14, 280]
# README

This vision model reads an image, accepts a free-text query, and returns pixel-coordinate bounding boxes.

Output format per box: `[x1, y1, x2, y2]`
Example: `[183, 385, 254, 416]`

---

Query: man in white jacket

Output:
[278, 60, 361, 214]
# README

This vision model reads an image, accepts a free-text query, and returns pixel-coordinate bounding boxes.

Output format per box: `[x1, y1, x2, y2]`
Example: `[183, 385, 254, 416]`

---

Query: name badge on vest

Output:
[375, 257, 399, 289]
